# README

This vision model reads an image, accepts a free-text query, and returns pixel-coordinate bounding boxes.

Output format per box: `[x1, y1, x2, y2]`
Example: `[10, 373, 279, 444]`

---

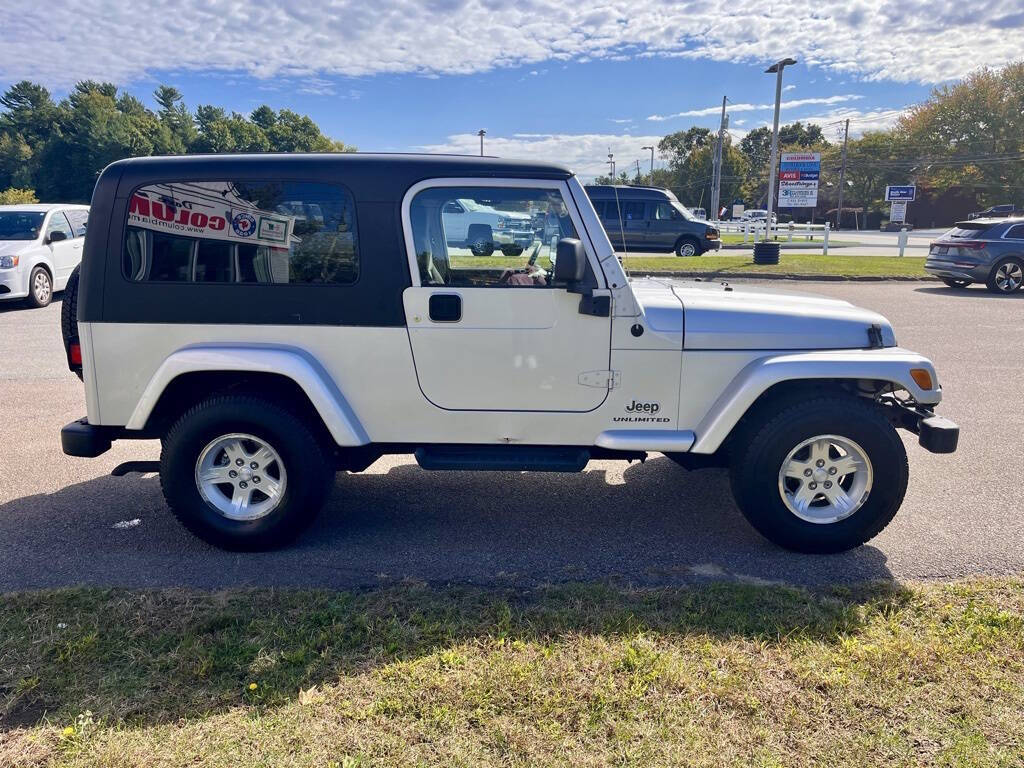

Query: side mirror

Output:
[48, 230, 67, 243]
[554, 238, 586, 284]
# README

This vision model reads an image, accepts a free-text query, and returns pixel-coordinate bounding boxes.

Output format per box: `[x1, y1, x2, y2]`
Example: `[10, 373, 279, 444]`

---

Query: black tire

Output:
[985, 257, 1023, 294]
[674, 236, 702, 257]
[728, 396, 908, 554]
[159, 395, 333, 550]
[26, 265, 52, 308]
[467, 223, 495, 257]
[61, 265, 83, 380]
[940, 278, 971, 289]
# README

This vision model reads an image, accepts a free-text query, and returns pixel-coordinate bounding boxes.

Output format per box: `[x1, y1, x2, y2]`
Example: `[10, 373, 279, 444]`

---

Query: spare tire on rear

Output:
[61, 264, 83, 381]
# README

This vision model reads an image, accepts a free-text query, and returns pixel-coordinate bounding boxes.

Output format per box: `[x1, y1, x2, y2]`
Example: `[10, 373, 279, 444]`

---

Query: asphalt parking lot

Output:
[1, 280, 1022, 591]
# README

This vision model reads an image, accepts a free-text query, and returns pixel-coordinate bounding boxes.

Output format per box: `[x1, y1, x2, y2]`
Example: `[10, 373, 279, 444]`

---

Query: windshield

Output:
[0, 211, 44, 241]
[671, 202, 696, 221]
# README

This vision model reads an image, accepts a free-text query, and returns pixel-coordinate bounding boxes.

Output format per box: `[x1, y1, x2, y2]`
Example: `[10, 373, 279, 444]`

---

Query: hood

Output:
[630, 278, 896, 350]
[0, 240, 37, 257]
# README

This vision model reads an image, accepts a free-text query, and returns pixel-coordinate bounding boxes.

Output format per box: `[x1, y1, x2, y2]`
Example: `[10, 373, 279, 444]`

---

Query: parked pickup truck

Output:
[441, 197, 534, 256]
[60, 153, 958, 554]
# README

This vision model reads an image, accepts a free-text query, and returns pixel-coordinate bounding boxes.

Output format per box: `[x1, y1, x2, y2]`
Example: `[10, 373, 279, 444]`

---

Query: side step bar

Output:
[111, 460, 160, 476]
[415, 445, 590, 472]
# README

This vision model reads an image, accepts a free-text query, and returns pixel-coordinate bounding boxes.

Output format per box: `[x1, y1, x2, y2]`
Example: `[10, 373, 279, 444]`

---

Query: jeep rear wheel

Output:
[728, 396, 908, 553]
[160, 395, 332, 550]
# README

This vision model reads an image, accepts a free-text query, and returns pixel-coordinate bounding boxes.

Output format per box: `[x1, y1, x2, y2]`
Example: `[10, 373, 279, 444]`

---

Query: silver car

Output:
[0, 204, 89, 307]
[925, 218, 1024, 293]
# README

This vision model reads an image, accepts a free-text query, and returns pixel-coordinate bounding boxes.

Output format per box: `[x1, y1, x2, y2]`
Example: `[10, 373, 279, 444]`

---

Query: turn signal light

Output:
[69, 342, 82, 366]
[909, 368, 933, 390]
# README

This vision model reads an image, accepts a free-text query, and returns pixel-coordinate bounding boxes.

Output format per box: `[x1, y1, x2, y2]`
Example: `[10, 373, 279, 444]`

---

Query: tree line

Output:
[597, 61, 1023, 224]
[0, 81, 352, 203]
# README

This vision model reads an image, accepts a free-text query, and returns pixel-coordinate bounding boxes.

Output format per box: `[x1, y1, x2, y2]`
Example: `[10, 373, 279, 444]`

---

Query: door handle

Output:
[428, 293, 462, 322]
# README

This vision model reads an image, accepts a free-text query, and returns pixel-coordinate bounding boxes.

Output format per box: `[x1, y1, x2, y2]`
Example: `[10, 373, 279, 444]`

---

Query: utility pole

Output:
[835, 118, 849, 229]
[607, 149, 615, 179]
[478, 129, 486, 156]
[710, 95, 727, 221]
[642, 145, 654, 176]
[634, 159, 641, 180]
[764, 58, 797, 241]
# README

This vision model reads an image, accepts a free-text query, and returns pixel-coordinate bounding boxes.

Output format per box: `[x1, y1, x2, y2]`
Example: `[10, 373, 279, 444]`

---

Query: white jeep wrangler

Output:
[60, 154, 958, 553]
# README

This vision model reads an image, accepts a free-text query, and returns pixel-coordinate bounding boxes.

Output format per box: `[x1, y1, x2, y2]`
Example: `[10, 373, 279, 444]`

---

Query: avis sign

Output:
[778, 152, 820, 208]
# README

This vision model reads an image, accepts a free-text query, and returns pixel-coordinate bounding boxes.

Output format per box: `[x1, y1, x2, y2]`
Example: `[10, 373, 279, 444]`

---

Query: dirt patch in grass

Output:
[1, 579, 1022, 766]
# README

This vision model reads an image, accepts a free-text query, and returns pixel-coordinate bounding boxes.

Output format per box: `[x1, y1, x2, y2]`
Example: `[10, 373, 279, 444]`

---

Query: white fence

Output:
[712, 219, 831, 242]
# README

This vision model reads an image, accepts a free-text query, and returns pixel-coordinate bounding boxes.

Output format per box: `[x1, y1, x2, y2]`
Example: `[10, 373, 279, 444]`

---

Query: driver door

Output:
[402, 181, 611, 412]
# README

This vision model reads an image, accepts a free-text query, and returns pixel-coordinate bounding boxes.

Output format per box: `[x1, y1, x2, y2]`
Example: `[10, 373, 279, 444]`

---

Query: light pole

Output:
[477, 129, 486, 156]
[763, 57, 797, 241]
[641, 145, 654, 176]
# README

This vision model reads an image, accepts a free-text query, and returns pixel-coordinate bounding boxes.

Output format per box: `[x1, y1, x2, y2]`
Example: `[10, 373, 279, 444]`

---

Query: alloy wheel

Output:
[994, 261, 1023, 292]
[33, 270, 51, 304]
[777, 434, 873, 524]
[195, 433, 287, 521]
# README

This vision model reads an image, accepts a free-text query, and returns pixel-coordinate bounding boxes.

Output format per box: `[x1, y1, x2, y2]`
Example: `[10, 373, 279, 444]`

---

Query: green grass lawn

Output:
[2, 579, 1022, 767]
[441, 253, 927, 279]
[624, 253, 929, 278]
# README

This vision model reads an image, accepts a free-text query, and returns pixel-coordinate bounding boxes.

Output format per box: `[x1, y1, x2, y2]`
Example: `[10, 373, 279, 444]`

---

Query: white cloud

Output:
[0, 0, 1020, 88]
[648, 94, 862, 121]
[783, 84, 796, 92]
[417, 132, 666, 180]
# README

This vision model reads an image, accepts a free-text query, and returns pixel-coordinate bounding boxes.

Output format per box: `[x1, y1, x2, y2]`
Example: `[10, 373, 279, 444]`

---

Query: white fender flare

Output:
[690, 347, 941, 454]
[125, 345, 370, 446]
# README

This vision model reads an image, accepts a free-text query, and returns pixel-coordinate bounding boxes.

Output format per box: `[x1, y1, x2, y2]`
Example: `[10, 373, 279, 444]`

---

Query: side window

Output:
[410, 185, 579, 288]
[653, 202, 678, 220]
[122, 180, 358, 285]
[45, 212, 74, 241]
[65, 209, 89, 238]
[590, 200, 606, 218]
[1004, 224, 1024, 240]
[621, 202, 645, 221]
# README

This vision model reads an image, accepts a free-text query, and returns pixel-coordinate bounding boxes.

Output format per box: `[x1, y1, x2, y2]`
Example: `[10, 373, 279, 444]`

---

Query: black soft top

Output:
[107, 153, 574, 202]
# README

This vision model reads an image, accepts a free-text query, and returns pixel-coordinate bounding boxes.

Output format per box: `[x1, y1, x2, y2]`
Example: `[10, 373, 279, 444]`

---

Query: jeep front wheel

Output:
[728, 396, 908, 553]
[159, 395, 332, 550]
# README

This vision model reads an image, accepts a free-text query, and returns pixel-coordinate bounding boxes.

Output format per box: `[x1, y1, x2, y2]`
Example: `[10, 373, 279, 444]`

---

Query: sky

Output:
[2, 0, 1022, 179]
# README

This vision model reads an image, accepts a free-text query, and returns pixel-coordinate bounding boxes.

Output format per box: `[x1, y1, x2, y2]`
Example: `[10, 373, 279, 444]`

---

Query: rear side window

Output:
[122, 181, 358, 285]
[66, 209, 89, 237]
[1004, 224, 1024, 240]
[621, 202, 646, 221]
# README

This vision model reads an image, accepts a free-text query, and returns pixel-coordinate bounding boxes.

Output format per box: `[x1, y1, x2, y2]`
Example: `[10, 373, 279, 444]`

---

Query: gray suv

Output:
[925, 218, 1024, 293]
[586, 185, 720, 257]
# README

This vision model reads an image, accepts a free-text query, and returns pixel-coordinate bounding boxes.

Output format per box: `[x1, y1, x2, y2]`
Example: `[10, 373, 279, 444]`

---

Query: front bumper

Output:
[61, 418, 114, 457]
[883, 399, 960, 454]
[704, 238, 722, 252]
[0, 267, 27, 300]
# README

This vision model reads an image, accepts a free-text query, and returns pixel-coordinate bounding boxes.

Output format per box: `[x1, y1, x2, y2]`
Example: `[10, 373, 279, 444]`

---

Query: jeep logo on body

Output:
[625, 400, 660, 414]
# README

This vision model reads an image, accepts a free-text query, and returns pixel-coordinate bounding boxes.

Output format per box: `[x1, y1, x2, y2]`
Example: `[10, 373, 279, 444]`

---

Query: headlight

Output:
[0, 255, 19, 269]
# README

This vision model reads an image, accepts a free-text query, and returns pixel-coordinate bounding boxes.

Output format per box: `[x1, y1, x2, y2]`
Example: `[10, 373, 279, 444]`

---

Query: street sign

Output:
[885, 185, 916, 201]
[778, 152, 820, 207]
[890, 200, 908, 223]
